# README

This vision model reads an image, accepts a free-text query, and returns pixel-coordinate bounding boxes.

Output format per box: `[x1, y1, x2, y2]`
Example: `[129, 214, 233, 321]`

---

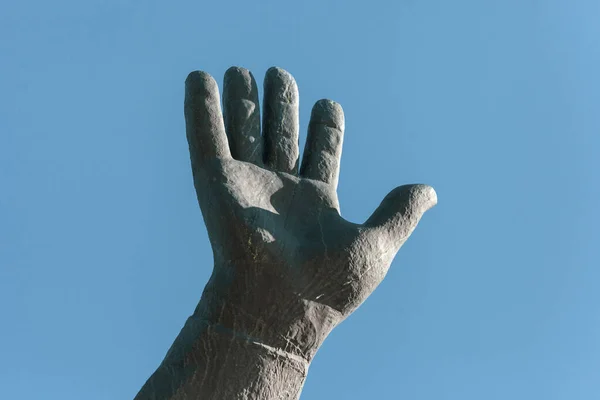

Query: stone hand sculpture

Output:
[134, 67, 437, 400]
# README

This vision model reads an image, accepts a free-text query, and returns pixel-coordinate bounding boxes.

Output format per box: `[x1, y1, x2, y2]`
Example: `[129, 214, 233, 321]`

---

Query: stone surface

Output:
[134, 66, 437, 400]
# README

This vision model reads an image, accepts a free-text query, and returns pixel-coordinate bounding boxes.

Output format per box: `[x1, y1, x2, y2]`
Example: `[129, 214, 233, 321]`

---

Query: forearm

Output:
[134, 314, 309, 400]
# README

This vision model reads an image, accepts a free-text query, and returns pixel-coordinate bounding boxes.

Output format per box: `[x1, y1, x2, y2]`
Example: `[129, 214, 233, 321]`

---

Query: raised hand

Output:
[185, 65, 436, 359]
[135, 66, 437, 400]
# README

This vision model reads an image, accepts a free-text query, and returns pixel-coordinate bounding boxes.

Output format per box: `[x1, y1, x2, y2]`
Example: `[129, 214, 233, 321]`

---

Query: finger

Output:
[262, 67, 300, 174]
[362, 184, 437, 251]
[300, 99, 345, 188]
[223, 67, 262, 164]
[184, 71, 231, 168]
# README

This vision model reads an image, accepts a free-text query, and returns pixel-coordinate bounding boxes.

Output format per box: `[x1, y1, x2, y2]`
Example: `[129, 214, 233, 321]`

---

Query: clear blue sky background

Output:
[1, 1, 599, 399]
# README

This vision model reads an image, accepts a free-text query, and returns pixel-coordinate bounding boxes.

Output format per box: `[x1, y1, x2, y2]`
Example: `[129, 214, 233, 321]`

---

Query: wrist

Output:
[135, 314, 309, 400]
[194, 271, 342, 362]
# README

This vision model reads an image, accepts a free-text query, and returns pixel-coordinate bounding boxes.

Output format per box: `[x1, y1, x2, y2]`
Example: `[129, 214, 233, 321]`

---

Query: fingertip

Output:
[265, 66, 292, 79]
[311, 99, 345, 130]
[380, 184, 437, 215]
[264, 67, 298, 104]
[405, 184, 437, 212]
[224, 66, 257, 99]
[419, 185, 437, 213]
[225, 65, 247, 75]
[185, 71, 219, 98]
[425, 185, 438, 209]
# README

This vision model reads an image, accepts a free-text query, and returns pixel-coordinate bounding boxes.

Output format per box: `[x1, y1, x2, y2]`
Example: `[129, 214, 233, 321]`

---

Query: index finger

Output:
[184, 71, 231, 167]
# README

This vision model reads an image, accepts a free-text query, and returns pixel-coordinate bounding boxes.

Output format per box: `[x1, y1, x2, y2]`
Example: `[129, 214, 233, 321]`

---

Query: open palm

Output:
[185, 67, 437, 361]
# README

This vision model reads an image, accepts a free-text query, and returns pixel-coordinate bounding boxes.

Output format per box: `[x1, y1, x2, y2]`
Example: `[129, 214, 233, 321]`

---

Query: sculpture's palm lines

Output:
[294, 212, 337, 301]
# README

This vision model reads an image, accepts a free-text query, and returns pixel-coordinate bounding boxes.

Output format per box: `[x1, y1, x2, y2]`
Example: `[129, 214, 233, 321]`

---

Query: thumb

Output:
[363, 184, 437, 249]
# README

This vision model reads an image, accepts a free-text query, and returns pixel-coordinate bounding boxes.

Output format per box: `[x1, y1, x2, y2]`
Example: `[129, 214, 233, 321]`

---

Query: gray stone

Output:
[134, 67, 437, 400]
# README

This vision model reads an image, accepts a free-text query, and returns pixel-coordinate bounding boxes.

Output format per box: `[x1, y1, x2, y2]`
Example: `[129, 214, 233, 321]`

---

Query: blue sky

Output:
[1, 0, 599, 399]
